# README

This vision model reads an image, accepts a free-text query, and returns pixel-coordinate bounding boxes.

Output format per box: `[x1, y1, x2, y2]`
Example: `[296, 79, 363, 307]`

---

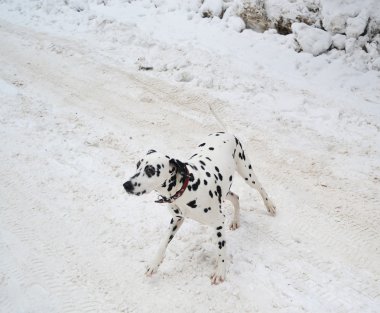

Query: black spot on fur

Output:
[173, 225, 177, 231]
[218, 240, 226, 249]
[249, 164, 252, 169]
[200, 160, 206, 166]
[216, 185, 222, 202]
[198, 143, 206, 147]
[218, 173, 223, 181]
[204, 207, 211, 213]
[174, 209, 179, 214]
[190, 153, 197, 159]
[215, 166, 219, 172]
[209, 147, 214, 150]
[217, 232, 222, 237]
[204, 179, 208, 185]
[216, 226, 223, 230]
[238, 150, 246, 160]
[147, 149, 156, 155]
[206, 172, 211, 177]
[229, 175, 232, 181]
[209, 190, 213, 198]
[189, 165, 198, 171]
[167, 175, 177, 192]
[169, 235, 174, 242]
[170, 218, 174, 224]
[131, 173, 140, 179]
[206, 157, 212, 161]
[187, 200, 197, 208]
[192, 179, 201, 191]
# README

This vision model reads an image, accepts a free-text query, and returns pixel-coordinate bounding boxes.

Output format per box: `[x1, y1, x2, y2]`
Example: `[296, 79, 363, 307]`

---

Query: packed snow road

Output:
[0, 21, 379, 313]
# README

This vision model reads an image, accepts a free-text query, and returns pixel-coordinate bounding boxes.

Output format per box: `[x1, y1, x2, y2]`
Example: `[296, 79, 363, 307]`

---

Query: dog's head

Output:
[123, 150, 186, 196]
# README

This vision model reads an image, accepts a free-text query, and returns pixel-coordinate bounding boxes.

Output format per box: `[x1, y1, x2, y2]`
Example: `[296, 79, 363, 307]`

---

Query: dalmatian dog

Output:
[123, 132, 276, 284]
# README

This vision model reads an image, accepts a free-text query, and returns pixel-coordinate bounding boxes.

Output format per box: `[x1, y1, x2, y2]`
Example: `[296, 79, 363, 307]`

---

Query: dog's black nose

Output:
[123, 181, 134, 193]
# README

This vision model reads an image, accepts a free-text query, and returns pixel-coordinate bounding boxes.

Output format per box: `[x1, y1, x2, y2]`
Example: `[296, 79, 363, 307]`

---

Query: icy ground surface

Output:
[0, 1, 380, 312]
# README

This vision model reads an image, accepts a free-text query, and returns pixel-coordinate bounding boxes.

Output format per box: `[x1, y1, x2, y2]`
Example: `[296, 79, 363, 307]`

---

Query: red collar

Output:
[155, 166, 190, 204]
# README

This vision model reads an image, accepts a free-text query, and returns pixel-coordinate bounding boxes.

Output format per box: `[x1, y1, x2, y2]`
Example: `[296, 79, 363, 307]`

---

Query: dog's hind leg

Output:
[234, 137, 276, 216]
[226, 191, 240, 230]
[146, 214, 184, 276]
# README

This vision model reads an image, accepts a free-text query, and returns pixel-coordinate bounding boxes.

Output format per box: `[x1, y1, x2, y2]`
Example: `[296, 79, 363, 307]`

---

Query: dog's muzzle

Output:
[123, 181, 134, 193]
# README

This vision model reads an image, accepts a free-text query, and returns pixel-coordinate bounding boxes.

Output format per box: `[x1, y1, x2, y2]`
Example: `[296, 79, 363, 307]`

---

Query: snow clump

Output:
[199, 0, 224, 18]
[292, 22, 332, 56]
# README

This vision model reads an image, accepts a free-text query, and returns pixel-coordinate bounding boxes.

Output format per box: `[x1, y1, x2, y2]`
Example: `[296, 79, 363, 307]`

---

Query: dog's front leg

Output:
[211, 224, 227, 284]
[146, 215, 184, 276]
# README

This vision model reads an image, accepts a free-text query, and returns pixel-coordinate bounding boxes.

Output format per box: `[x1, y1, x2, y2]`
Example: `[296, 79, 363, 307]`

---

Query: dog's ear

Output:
[169, 158, 187, 176]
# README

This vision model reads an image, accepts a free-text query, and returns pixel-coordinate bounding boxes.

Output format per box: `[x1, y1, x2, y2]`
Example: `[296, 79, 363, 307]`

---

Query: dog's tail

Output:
[233, 137, 276, 215]
[208, 100, 229, 132]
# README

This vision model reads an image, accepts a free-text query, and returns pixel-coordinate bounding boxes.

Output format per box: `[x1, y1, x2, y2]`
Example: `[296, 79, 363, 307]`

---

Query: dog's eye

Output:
[144, 165, 155, 177]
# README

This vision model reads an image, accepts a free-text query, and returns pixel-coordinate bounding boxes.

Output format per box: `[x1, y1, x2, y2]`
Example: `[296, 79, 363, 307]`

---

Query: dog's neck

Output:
[155, 166, 188, 201]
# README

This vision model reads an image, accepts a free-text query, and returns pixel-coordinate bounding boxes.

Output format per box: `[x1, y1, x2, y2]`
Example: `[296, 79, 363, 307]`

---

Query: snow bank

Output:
[212, 0, 380, 62]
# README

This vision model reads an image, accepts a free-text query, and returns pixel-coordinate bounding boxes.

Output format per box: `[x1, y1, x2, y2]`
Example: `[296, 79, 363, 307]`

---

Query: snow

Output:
[346, 10, 369, 39]
[292, 22, 332, 56]
[200, 0, 223, 18]
[226, 15, 246, 32]
[0, 0, 380, 312]
[332, 33, 346, 50]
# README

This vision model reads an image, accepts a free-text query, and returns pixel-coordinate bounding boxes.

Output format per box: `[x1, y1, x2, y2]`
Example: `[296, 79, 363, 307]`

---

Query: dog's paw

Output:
[266, 199, 276, 216]
[210, 272, 225, 285]
[145, 260, 161, 277]
[229, 220, 240, 230]
[145, 265, 158, 277]
[210, 264, 226, 285]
